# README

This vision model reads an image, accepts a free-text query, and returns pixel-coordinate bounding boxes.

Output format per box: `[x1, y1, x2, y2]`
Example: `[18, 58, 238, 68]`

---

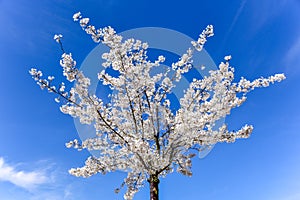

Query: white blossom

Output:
[158, 55, 165, 62]
[191, 24, 214, 51]
[142, 42, 149, 49]
[59, 82, 65, 92]
[30, 12, 286, 199]
[54, 97, 60, 103]
[60, 53, 77, 82]
[224, 55, 232, 61]
[48, 76, 55, 81]
[80, 18, 90, 28]
[73, 12, 82, 21]
[53, 34, 63, 43]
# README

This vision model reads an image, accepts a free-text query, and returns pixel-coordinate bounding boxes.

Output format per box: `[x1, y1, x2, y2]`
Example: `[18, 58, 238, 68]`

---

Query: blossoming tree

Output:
[30, 12, 285, 200]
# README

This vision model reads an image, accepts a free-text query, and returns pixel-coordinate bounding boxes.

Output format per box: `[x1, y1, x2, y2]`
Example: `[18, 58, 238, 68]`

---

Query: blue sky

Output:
[0, 0, 300, 199]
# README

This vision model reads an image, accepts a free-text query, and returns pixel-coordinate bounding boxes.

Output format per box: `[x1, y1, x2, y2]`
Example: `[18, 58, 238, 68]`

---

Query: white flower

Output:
[65, 141, 73, 148]
[59, 83, 65, 92]
[53, 34, 63, 43]
[73, 12, 82, 21]
[80, 18, 90, 28]
[29, 68, 37, 76]
[158, 55, 165, 62]
[205, 25, 214, 37]
[142, 42, 148, 49]
[48, 76, 55, 81]
[224, 55, 232, 61]
[192, 25, 214, 52]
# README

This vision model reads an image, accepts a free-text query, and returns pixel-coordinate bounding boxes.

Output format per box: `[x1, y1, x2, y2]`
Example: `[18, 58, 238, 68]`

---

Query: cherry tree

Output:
[30, 12, 285, 200]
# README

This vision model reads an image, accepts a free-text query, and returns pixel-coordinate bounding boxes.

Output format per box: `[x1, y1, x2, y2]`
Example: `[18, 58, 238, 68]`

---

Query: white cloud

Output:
[0, 157, 48, 190]
[220, 0, 247, 49]
[228, 0, 247, 36]
[285, 35, 300, 64]
[0, 157, 78, 200]
[283, 34, 300, 77]
[250, 0, 290, 31]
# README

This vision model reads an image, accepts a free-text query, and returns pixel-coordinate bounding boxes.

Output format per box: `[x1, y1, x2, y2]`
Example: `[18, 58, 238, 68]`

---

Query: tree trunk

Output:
[148, 174, 160, 200]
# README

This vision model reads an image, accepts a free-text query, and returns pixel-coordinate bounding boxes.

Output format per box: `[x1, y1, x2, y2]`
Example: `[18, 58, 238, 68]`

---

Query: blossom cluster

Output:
[30, 12, 285, 200]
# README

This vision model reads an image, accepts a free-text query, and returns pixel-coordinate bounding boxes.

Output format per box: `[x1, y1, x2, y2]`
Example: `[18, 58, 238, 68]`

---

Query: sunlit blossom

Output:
[30, 12, 285, 200]
[53, 34, 63, 43]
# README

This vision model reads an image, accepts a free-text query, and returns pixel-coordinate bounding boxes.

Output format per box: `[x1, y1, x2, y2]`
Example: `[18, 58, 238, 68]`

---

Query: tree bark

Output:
[148, 174, 160, 200]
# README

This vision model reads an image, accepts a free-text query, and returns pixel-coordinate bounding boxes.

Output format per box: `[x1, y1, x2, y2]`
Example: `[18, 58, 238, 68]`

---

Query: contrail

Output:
[220, 0, 247, 51]
[228, 0, 247, 36]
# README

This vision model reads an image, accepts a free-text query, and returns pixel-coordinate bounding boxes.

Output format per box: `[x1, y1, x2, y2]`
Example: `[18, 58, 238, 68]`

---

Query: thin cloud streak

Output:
[285, 35, 300, 64]
[220, 0, 247, 50]
[227, 0, 247, 37]
[0, 157, 48, 190]
[284, 34, 300, 76]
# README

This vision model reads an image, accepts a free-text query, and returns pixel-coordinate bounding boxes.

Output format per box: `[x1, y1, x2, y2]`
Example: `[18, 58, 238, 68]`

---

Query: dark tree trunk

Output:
[148, 174, 160, 200]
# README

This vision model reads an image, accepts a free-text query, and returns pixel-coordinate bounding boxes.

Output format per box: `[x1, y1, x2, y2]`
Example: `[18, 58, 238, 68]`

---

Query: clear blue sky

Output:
[0, 0, 300, 199]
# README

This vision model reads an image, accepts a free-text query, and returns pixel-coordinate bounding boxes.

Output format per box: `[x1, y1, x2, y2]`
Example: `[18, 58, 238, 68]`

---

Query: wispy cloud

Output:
[284, 34, 300, 76]
[0, 157, 48, 190]
[220, 0, 247, 50]
[285, 35, 300, 64]
[227, 0, 247, 37]
[0, 157, 77, 200]
[250, 0, 290, 32]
